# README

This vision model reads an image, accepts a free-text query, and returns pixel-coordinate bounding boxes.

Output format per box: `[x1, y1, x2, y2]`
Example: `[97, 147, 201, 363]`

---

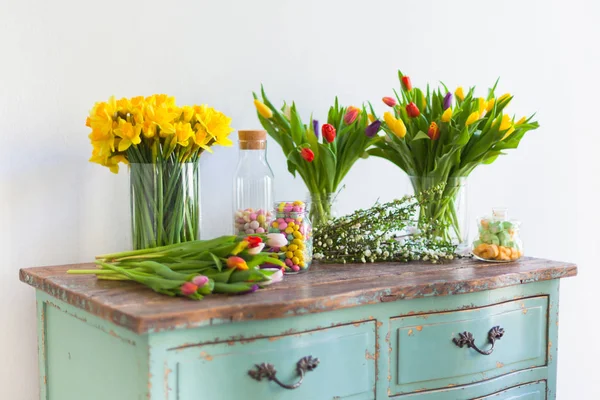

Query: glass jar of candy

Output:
[472, 208, 523, 262]
[269, 201, 313, 274]
[233, 130, 274, 235]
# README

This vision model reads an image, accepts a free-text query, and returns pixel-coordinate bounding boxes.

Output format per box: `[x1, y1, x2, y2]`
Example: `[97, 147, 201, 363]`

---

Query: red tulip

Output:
[401, 76, 412, 91]
[245, 236, 262, 248]
[382, 97, 397, 107]
[406, 102, 420, 118]
[321, 123, 336, 143]
[180, 282, 198, 296]
[300, 148, 315, 162]
[343, 106, 360, 125]
[427, 122, 440, 140]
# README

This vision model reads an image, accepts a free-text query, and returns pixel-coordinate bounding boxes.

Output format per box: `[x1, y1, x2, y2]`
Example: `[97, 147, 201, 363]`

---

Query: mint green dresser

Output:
[20, 257, 576, 400]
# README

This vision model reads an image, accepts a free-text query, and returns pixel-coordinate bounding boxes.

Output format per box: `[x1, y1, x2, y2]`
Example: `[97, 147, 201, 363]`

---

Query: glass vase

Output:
[409, 176, 468, 246]
[307, 192, 339, 228]
[129, 162, 200, 250]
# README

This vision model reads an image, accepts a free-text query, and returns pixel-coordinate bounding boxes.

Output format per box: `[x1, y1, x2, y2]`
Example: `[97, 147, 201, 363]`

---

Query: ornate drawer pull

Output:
[453, 326, 505, 355]
[248, 355, 320, 390]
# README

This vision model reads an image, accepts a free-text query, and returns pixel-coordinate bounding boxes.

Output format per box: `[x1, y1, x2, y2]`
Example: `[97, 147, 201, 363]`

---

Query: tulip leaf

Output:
[412, 131, 430, 141]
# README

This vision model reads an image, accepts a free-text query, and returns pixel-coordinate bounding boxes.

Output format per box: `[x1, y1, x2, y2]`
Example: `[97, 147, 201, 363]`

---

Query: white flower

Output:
[266, 233, 287, 248]
[364, 249, 372, 257]
[260, 268, 283, 285]
[247, 243, 265, 255]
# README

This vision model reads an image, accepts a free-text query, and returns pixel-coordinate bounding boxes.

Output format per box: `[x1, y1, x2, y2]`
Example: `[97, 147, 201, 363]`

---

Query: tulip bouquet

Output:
[369, 72, 539, 244]
[87, 94, 234, 249]
[68, 234, 287, 299]
[253, 87, 381, 226]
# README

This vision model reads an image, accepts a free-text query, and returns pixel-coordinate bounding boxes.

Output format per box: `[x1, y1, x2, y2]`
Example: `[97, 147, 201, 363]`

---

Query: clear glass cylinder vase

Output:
[129, 162, 200, 250]
[409, 176, 468, 246]
[307, 192, 339, 228]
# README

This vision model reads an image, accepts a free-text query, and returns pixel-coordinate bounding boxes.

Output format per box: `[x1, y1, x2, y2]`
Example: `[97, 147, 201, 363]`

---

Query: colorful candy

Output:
[268, 201, 313, 273]
[234, 208, 272, 235]
[472, 208, 523, 262]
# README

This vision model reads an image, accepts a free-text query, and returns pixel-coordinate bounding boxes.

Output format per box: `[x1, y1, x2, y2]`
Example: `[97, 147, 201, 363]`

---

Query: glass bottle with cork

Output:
[233, 130, 274, 235]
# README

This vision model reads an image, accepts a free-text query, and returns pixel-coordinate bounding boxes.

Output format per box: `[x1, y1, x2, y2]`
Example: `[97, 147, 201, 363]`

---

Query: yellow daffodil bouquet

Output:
[369, 72, 539, 244]
[87, 94, 234, 249]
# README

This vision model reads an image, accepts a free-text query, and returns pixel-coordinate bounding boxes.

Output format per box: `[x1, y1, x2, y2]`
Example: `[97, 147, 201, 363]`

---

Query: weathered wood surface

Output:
[20, 257, 576, 334]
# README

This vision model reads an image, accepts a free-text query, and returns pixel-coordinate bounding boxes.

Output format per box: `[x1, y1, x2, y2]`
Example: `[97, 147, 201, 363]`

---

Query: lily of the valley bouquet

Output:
[253, 87, 381, 226]
[370, 72, 539, 244]
[87, 94, 234, 249]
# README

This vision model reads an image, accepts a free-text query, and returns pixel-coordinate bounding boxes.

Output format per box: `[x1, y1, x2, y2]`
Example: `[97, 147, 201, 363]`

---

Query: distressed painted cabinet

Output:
[20, 257, 577, 400]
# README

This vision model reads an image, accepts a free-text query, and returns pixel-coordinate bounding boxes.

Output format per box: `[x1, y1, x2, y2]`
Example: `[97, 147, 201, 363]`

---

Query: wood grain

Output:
[19, 257, 577, 334]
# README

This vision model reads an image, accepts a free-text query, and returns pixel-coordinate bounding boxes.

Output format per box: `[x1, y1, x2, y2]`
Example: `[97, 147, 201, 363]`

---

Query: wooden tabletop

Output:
[20, 257, 576, 334]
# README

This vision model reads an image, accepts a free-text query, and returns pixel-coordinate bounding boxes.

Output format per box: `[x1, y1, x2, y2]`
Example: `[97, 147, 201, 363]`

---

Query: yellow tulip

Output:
[465, 111, 480, 126]
[486, 98, 495, 112]
[384, 112, 406, 138]
[502, 126, 516, 140]
[441, 108, 453, 123]
[498, 93, 511, 106]
[515, 116, 527, 125]
[455, 87, 465, 101]
[499, 114, 512, 131]
[368, 114, 376, 124]
[478, 98, 487, 116]
[254, 99, 273, 119]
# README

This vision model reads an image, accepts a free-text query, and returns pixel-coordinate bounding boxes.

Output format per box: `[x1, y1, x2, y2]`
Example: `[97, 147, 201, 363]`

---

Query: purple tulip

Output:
[443, 92, 453, 110]
[312, 120, 319, 138]
[365, 120, 381, 138]
[239, 284, 260, 295]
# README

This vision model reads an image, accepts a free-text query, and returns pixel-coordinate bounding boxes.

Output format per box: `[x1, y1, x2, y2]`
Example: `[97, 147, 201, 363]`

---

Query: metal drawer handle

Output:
[453, 326, 505, 355]
[248, 355, 319, 390]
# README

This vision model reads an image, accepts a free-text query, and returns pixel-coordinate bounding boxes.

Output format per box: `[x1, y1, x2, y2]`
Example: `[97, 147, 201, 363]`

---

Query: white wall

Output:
[1, 0, 598, 398]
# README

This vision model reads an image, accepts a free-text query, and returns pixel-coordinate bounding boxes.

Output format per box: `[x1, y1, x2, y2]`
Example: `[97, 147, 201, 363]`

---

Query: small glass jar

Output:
[233, 130, 274, 235]
[472, 208, 523, 262]
[268, 201, 313, 274]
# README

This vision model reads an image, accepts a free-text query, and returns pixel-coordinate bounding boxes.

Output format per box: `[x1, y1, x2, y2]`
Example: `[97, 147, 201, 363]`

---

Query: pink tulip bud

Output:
[180, 282, 198, 296]
[382, 97, 397, 107]
[192, 275, 209, 287]
[343, 106, 360, 125]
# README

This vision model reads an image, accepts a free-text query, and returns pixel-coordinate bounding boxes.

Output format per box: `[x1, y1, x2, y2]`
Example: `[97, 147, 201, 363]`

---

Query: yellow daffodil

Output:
[181, 106, 195, 123]
[174, 122, 194, 146]
[384, 112, 407, 138]
[465, 111, 480, 126]
[486, 98, 495, 113]
[87, 94, 234, 172]
[87, 97, 117, 135]
[194, 105, 234, 149]
[455, 87, 465, 101]
[254, 99, 273, 119]
[114, 119, 142, 152]
[478, 98, 487, 116]
[515, 116, 527, 125]
[144, 94, 179, 137]
[441, 108, 453, 123]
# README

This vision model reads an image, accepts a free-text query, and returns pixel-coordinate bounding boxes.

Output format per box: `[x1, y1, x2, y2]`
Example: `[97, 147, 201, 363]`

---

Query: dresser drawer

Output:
[477, 381, 546, 399]
[390, 297, 548, 395]
[166, 321, 376, 400]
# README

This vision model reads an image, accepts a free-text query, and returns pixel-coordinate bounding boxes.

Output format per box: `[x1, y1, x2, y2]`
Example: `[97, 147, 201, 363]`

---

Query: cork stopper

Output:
[238, 130, 267, 150]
